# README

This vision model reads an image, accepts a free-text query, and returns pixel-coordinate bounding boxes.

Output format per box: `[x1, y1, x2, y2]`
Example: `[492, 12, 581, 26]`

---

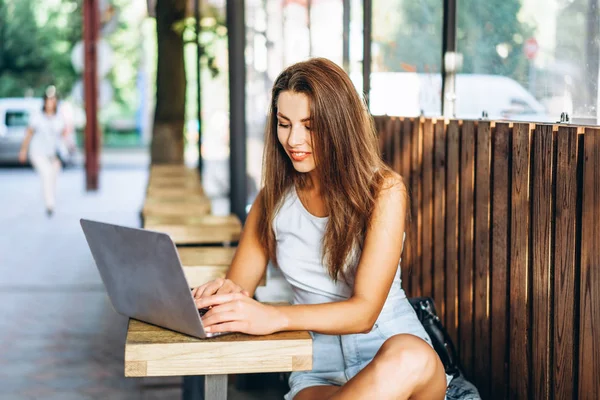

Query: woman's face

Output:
[276, 91, 316, 174]
[45, 96, 57, 113]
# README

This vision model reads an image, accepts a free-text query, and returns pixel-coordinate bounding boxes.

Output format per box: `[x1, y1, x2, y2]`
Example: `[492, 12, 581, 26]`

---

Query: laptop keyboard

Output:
[198, 307, 209, 317]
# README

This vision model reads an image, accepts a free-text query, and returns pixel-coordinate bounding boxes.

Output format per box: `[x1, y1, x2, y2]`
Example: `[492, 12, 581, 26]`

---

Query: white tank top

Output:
[273, 187, 406, 309]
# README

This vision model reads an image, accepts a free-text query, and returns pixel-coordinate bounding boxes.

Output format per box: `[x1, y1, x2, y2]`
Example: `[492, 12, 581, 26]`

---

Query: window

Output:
[5, 111, 30, 127]
[456, 0, 600, 124]
[368, 0, 443, 116]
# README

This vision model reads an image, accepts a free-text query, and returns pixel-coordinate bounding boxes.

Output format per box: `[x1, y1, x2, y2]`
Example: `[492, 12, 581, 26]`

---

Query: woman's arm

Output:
[193, 191, 269, 299]
[197, 176, 409, 336]
[225, 190, 270, 296]
[18, 127, 34, 163]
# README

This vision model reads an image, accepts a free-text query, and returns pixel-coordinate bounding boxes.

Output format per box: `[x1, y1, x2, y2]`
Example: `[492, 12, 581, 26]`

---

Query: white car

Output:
[354, 72, 550, 122]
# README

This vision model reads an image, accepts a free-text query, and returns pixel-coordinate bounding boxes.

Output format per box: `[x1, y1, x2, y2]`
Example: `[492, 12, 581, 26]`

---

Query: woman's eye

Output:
[304, 126, 311, 131]
[278, 123, 290, 128]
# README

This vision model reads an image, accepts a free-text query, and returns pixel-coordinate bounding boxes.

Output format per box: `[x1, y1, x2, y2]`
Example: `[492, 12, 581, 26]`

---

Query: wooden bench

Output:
[142, 197, 212, 218]
[138, 164, 283, 398]
[125, 317, 312, 400]
[147, 175, 204, 189]
[150, 165, 201, 178]
[144, 215, 242, 245]
[375, 116, 600, 399]
[146, 185, 205, 198]
[179, 247, 266, 287]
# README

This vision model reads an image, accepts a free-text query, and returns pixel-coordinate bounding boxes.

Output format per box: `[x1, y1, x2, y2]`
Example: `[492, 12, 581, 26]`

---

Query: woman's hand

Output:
[18, 149, 27, 164]
[195, 293, 287, 336]
[191, 278, 250, 299]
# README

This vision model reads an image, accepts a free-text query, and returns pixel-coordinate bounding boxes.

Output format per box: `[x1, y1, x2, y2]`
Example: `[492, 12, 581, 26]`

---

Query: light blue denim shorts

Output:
[285, 298, 453, 399]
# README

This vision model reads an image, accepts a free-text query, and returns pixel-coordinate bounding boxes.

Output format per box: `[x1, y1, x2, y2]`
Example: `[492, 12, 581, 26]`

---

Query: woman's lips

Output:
[289, 151, 311, 162]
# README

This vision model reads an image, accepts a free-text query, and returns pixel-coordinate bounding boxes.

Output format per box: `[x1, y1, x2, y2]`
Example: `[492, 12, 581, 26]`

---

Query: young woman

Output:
[19, 87, 68, 217]
[193, 58, 451, 399]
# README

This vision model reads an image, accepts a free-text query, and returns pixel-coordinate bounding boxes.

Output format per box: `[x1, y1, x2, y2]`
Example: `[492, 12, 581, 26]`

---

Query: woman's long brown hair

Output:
[257, 58, 393, 281]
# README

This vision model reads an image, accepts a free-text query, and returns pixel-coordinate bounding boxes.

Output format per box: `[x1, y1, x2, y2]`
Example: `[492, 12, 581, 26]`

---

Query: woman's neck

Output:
[306, 170, 321, 194]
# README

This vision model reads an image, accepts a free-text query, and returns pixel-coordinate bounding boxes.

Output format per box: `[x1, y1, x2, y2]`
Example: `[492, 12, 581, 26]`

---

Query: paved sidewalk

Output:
[0, 162, 287, 400]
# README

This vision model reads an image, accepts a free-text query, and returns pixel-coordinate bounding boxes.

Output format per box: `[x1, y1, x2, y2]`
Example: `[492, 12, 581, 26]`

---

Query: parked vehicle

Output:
[353, 72, 550, 122]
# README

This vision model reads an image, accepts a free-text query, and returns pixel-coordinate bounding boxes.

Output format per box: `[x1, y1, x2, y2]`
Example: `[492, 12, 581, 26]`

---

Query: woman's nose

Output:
[288, 125, 306, 147]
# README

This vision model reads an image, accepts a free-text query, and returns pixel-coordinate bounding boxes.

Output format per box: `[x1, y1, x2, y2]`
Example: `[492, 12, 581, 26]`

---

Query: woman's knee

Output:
[373, 334, 443, 385]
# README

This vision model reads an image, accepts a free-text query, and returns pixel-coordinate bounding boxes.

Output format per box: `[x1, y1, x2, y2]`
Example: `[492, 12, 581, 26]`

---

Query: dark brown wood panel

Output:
[372, 117, 600, 400]
[459, 120, 475, 376]
[445, 120, 460, 346]
[578, 128, 600, 400]
[401, 118, 413, 296]
[473, 121, 492, 397]
[376, 116, 386, 153]
[422, 119, 434, 297]
[384, 117, 395, 165]
[553, 126, 578, 400]
[392, 118, 402, 173]
[531, 125, 554, 400]
[410, 119, 423, 297]
[491, 123, 511, 400]
[433, 120, 446, 319]
[509, 123, 532, 400]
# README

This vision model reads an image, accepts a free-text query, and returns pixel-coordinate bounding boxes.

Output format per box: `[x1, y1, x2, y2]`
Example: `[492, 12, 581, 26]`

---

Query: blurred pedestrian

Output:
[18, 86, 68, 217]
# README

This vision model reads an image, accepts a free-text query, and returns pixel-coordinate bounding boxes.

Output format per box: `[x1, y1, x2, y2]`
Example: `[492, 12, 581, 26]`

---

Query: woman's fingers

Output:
[192, 282, 211, 298]
[204, 321, 247, 334]
[202, 310, 240, 327]
[196, 278, 225, 298]
[215, 280, 246, 295]
[195, 292, 245, 309]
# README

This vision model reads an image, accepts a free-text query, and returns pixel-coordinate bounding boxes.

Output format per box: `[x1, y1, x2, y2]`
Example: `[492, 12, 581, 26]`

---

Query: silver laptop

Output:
[80, 218, 218, 339]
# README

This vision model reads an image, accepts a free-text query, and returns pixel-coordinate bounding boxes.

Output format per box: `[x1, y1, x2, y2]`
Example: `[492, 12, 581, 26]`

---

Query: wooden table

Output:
[144, 215, 242, 245]
[125, 319, 312, 400]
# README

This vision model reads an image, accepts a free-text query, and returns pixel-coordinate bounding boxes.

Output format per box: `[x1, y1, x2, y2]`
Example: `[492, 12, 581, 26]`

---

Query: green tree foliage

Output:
[377, 0, 535, 81]
[0, 0, 81, 98]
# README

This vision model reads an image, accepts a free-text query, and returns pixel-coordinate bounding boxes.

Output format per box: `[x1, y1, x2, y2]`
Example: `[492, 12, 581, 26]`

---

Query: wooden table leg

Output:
[182, 375, 227, 400]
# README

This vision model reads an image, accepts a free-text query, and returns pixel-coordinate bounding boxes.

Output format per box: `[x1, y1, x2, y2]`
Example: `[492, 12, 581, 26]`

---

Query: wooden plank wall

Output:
[375, 116, 600, 400]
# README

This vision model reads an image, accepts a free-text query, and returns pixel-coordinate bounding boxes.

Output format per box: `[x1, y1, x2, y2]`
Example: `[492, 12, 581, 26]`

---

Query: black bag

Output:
[408, 297, 461, 378]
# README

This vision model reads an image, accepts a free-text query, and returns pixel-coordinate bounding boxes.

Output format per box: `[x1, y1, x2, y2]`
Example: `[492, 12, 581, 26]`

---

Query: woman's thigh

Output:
[295, 385, 340, 400]
[30, 154, 51, 177]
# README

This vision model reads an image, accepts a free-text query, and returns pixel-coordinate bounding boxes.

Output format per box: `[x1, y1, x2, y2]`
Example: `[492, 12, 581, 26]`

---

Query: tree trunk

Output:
[152, 0, 187, 164]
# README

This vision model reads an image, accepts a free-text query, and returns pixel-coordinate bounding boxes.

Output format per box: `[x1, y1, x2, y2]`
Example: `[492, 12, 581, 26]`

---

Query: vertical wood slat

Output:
[459, 120, 475, 376]
[422, 119, 434, 297]
[473, 121, 492, 398]
[509, 123, 532, 400]
[392, 118, 402, 174]
[491, 123, 511, 400]
[531, 125, 554, 400]
[410, 118, 423, 297]
[401, 119, 413, 296]
[553, 126, 579, 400]
[433, 120, 446, 319]
[384, 117, 395, 165]
[578, 128, 600, 400]
[445, 120, 460, 347]
[376, 116, 386, 154]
